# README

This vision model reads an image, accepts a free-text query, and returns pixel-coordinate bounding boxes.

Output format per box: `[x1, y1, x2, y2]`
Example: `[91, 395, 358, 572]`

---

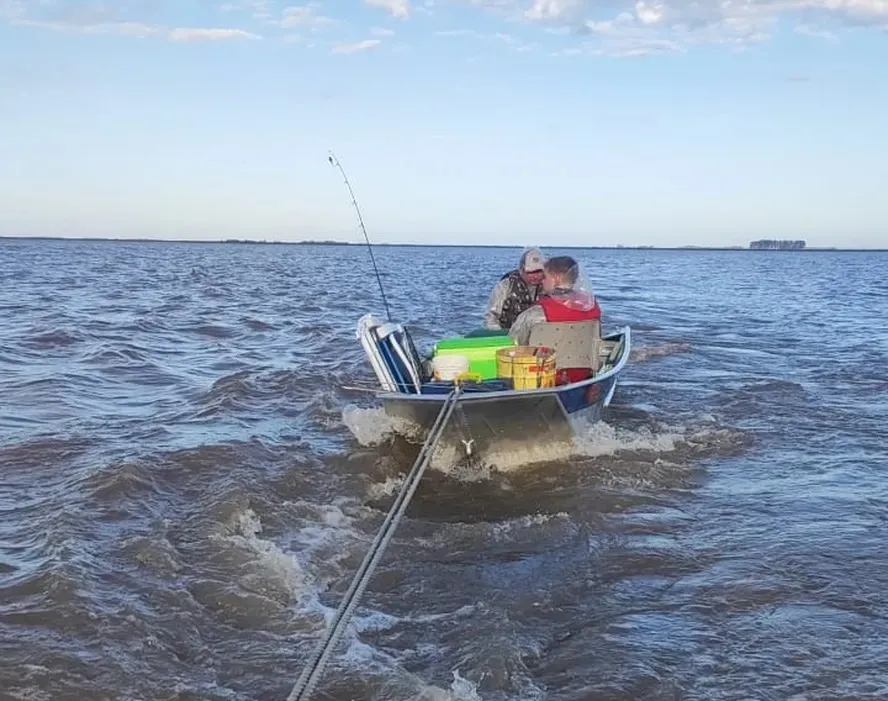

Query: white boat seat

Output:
[527, 320, 601, 374]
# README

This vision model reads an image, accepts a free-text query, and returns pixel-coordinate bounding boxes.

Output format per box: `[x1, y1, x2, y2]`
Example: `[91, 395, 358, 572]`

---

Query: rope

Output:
[286, 388, 463, 701]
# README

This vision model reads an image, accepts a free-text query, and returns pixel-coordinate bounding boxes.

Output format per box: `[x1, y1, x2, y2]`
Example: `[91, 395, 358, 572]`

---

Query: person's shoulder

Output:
[492, 275, 512, 291]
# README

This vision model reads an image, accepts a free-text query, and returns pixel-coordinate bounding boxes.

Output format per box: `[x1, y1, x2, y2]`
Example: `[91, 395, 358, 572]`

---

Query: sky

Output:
[1, 0, 887, 248]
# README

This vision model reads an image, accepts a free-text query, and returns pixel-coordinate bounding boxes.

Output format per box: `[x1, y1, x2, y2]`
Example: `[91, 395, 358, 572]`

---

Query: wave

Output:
[630, 341, 692, 363]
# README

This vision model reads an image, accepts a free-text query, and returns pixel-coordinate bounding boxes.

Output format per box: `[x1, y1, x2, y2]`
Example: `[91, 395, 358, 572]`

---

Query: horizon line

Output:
[1, 235, 885, 253]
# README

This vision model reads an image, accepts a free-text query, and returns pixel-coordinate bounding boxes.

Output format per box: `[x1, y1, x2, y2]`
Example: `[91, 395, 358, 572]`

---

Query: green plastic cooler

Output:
[433, 333, 516, 380]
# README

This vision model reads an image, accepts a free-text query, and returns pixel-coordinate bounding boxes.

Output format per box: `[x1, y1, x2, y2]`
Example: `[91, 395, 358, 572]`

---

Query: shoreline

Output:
[1, 235, 884, 253]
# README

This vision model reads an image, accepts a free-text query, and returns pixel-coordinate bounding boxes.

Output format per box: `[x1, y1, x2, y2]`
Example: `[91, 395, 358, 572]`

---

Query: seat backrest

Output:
[527, 320, 601, 373]
[357, 314, 425, 394]
[376, 322, 424, 393]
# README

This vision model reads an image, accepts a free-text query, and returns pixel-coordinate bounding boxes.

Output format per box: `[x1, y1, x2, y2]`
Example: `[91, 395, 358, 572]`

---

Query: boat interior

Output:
[357, 314, 626, 396]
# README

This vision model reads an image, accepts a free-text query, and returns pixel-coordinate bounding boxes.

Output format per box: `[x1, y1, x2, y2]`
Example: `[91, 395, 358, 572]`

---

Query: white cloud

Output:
[13, 18, 263, 41]
[4, 0, 888, 56]
[331, 38, 382, 53]
[220, 0, 273, 21]
[634, 1, 664, 25]
[11, 17, 161, 37]
[365, 0, 411, 18]
[416, 0, 436, 14]
[169, 27, 261, 42]
[465, 0, 888, 54]
[435, 28, 480, 36]
[794, 23, 840, 40]
[524, 0, 579, 20]
[277, 3, 332, 28]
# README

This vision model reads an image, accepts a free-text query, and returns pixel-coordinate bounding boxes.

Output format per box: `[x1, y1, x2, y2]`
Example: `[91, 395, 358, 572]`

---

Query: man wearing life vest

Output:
[484, 248, 546, 331]
[509, 255, 602, 383]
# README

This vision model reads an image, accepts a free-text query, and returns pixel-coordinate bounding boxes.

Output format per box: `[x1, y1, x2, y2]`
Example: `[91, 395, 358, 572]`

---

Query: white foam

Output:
[428, 443, 496, 480]
[415, 671, 484, 701]
[209, 505, 500, 701]
[425, 417, 732, 476]
[574, 420, 684, 456]
[630, 341, 692, 363]
[490, 512, 573, 540]
[475, 439, 577, 473]
[367, 474, 406, 500]
[342, 404, 420, 446]
[228, 508, 312, 598]
[430, 421, 683, 475]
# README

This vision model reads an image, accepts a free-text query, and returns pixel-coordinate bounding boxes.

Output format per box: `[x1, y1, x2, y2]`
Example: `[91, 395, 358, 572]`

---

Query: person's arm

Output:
[484, 280, 507, 329]
[508, 306, 544, 345]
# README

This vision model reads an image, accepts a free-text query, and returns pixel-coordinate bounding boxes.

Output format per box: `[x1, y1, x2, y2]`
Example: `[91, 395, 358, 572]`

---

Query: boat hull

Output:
[378, 327, 630, 462]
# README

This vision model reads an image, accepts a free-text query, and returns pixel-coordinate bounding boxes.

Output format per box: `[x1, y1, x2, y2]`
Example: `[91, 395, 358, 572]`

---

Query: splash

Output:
[342, 404, 421, 447]
[226, 508, 312, 600]
[411, 671, 484, 701]
[574, 420, 684, 456]
[366, 474, 406, 500]
[424, 417, 745, 477]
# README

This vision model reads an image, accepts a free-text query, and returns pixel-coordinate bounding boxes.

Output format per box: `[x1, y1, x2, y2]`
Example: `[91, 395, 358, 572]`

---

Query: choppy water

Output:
[1, 238, 886, 701]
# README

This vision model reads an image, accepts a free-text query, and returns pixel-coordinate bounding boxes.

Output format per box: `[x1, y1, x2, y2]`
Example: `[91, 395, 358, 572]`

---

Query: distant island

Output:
[749, 239, 807, 250]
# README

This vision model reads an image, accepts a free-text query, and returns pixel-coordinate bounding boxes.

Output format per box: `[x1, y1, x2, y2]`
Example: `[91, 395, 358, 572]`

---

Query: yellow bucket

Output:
[496, 346, 557, 390]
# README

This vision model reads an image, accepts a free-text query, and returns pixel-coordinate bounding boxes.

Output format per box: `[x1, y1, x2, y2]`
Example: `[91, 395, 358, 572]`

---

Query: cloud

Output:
[221, 0, 274, 21]
[280, 4, 327, 26]
[464, 0, 888, 54]
[11, 15, 263, 42]
[365, 0, 411, 18]
[331, 38, 382, 53]
[4, 0, 263, 41]
[4, 0, 887, 56]
[169, 27, 261, 42]
[219, 1, 333, 30]
[435, 28, 480, 36]
[416, 0, 436, 14]
[524, 0, 580, 21]
[11, 17, 161, 37]
[795, 24, 839, 41]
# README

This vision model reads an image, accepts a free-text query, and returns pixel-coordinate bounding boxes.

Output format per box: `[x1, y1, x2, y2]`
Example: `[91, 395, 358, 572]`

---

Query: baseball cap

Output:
[521, 248, 545, 273]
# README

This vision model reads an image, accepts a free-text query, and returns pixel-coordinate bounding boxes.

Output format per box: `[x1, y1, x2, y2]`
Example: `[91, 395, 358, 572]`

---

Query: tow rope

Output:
[286, 389, 462, 701]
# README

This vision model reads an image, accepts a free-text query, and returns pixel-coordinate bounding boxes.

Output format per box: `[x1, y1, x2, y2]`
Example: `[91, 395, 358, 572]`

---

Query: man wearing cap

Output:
[484, 248, 546, 330]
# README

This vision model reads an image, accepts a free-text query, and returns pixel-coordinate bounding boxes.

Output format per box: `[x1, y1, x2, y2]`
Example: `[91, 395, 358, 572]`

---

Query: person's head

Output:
[542, 255, 579, 293]
[518, 248, 545, 286]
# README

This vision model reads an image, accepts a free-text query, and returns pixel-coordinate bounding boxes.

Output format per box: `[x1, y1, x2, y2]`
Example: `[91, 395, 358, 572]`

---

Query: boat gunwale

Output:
[376, 325, 632, 404]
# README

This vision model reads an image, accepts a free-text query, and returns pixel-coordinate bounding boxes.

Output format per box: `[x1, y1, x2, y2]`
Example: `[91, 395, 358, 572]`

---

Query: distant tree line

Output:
[749, 239, 806, 250]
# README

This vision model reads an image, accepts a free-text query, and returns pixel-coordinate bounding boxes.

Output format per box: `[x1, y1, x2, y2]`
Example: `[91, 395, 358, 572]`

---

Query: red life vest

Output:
[538, 294, 601, 323]
[537, 294, 602, 385]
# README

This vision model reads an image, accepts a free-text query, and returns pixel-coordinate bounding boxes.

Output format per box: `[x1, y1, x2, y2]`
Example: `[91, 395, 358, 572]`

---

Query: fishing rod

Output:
[327, 151, 393, 322]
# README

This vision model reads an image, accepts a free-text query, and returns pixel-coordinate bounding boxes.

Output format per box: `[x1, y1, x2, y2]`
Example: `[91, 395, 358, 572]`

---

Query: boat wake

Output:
[629, 341, 692, 363]
[342, 404, 748, 484]
[212, 505, 501, 701]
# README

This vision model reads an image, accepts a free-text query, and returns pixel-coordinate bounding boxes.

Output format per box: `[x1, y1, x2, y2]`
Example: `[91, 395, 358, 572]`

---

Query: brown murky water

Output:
[1, 239, 886, 700]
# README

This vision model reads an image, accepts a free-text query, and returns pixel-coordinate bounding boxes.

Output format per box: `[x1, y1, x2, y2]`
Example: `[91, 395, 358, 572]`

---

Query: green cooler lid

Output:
[435, 334, 516, 351]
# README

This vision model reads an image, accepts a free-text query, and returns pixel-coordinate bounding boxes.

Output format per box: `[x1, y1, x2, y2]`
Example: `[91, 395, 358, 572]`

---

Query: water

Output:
[1, 238, 886, 701]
